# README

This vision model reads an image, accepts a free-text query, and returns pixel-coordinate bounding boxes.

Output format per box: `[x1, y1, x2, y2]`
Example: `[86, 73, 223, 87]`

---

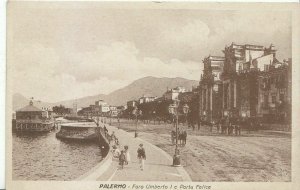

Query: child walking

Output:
[119, 150, 126, 169]
[137, 144, 146, 171]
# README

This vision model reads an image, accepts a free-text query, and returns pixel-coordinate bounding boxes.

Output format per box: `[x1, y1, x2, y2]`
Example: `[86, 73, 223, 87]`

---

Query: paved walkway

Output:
[98, 122, 191, 181]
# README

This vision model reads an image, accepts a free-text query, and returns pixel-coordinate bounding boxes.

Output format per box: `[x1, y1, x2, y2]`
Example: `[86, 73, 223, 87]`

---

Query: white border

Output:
[0, 0, 6, 189]
[1, 1, 299, 190]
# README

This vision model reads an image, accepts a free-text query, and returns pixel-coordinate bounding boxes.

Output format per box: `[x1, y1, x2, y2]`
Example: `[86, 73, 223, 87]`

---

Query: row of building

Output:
[126, 87, 197, 109]
[126, 95, 158, 108]
[77, 100, 124, 118]
[198, 43, 291, 123]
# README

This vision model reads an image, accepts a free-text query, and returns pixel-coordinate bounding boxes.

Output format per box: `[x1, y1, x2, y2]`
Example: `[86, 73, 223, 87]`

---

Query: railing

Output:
[16, 119, 54, 123]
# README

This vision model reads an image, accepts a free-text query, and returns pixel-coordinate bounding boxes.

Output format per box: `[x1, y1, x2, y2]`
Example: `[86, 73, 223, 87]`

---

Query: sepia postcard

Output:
[5, 2, 300, 190]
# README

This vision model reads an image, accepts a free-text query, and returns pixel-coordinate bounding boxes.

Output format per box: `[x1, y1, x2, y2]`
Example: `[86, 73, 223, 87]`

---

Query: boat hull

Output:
[55, 122, 98, 142]
[55, 132, 97, 142]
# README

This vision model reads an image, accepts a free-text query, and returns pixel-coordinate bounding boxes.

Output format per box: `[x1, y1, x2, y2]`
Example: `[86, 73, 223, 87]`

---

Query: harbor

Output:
[12, 100, 112, 181]
[12, 129, 103, 180]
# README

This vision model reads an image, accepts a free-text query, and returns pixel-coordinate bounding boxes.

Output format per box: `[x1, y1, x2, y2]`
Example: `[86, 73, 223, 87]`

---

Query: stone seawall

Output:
[96, 126, 110, 157]
[76, 124, 112, 181]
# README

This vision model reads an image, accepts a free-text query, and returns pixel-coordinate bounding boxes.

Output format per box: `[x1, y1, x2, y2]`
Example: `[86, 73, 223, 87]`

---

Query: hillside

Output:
[13, 76, 199, 109]
[105, 76, 198, 106]
[12, 93, 53, 111]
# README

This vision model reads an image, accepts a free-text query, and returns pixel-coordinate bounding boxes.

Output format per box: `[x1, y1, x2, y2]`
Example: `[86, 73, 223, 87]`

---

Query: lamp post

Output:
[183, 104, 189, 128]
[168, 100, 181, 167]
[96, 115, 99, 127]
[133, 107, 142, 138]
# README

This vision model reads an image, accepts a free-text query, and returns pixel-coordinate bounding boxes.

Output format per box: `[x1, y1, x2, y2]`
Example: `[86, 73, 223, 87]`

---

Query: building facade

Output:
[15, 100, 54, 132]
[256, 62, 291, 123]
[138, 95, 157, 104]
[95, 100, 110, 113]
[127, 100, 137, 108]
[163, 86, 186, 101]
[199, 56, 225, 122]
[199, 43, 291, 124]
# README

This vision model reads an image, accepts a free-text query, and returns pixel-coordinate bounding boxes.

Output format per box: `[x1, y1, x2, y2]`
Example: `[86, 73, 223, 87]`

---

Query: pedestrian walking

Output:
[178, 131, 182, 145]
[220, 118, 224, 134]
[119, 150, 126, 169]
[228, 123, 233, 135]
[192, 121, 195, 131]
[104, 125, 108, 133]
[115, 137, 120, 145]
[137, 144, 146, 171]
[234, 118, 241, 136]
[104, 125, 108, 137]
[225, 116, 230, 135]
[111, 131, 116, 141]
[217, 119, 221, 133]
[197, 119, 201, 130]
[235, 124, 241, 136]
[183, 130, 187, 145]
[247, 118, 252, 134]
[210, 121, 214, 132]
[124, 145, 131, 165]
[171, 130, 176, 145]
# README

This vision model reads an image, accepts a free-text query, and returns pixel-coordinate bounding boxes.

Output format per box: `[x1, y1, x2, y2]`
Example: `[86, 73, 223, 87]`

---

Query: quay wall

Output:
[96, 126, 110, 157]
[76, 123, 112, 181]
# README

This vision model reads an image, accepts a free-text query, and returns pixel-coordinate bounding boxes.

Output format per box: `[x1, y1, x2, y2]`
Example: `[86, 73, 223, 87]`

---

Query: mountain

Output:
[54, 94, 107, 108]
[13, 93, 29, 111]
[12, 93, 53, 111]
[105, 76, 198, 106]
[13, 76, 199, 110]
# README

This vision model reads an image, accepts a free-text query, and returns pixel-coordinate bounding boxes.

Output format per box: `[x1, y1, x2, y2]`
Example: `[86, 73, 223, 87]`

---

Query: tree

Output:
[52, 105, 71, 115]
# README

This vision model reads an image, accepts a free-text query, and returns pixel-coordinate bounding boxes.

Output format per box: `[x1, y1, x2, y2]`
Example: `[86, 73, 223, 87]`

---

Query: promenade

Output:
[81, 121, 191, 181]
[112, 119, 291, 182]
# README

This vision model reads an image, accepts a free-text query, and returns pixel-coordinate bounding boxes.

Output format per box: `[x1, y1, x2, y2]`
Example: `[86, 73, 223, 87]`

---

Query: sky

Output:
[7, 2, 292, 103]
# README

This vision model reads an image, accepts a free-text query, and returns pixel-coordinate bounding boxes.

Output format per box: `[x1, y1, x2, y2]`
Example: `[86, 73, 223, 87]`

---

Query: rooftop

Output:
[16, 101, 44, 112]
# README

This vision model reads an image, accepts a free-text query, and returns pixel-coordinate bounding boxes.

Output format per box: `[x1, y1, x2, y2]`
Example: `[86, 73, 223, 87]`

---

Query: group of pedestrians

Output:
[171, 130, 187, 146]
[104, 121, 148, 171]
[209, 116, 247, 136]
[111, 143, 146, 171]
[112, 145, 131, 169]
[104, 125, 120, 145]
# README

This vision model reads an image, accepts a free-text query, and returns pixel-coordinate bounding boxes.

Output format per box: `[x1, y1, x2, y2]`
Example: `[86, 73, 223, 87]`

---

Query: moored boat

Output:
[55, 122, 98, 141]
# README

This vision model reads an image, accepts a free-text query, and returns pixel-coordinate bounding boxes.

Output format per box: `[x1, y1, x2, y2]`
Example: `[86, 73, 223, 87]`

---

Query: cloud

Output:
[162, 19, 210, 49]
[11, 41, 201, 102]
[8, 7, 291, 102]
[60, 41, 201, 83]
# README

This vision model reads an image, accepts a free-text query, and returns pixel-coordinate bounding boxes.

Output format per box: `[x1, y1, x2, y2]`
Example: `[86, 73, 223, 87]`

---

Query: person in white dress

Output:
[124, 145, 131, 165]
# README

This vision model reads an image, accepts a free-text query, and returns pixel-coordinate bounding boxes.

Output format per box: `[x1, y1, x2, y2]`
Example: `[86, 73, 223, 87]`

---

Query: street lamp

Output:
[182, 104, 189, 128]
[133, 107, 142, 138]
[153, 110, 156, 125]
[96, 116, 100, 127]
[168, 100, 181, 167]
